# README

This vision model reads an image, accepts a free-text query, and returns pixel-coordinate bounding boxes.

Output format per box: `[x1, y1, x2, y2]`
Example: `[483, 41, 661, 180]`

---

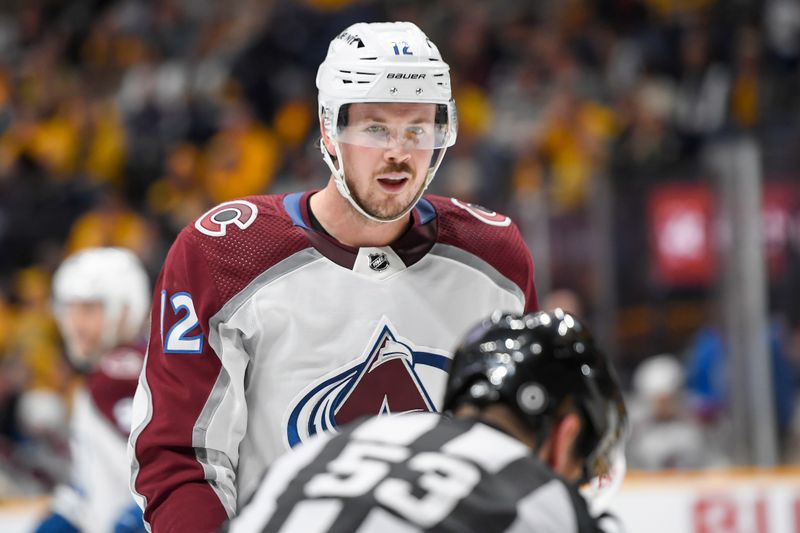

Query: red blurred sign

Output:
[762, 181, 799, 279]
[649, 183, 716, 287]
[648, 181, 800, 287]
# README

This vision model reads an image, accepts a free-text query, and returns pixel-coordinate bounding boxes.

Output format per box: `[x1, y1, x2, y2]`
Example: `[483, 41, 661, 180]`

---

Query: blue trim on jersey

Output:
[416, 198, 436, 225]
[412, 351, 451, 370]
[113, 502, 146, 533]
[283, 192, 309, 229]
[286, 367, 359, 447]
[34, 512, 79, 533]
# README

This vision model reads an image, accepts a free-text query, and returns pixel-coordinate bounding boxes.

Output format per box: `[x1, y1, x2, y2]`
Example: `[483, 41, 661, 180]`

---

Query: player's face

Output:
[338, 103, 436, 221]
[62, 301, 106, 362]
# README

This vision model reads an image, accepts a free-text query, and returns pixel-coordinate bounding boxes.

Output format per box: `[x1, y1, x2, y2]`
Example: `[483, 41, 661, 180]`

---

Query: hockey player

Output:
[223, 309, 628, 533]
[129, 21, 537, 532]
[34, 247, 151, 533]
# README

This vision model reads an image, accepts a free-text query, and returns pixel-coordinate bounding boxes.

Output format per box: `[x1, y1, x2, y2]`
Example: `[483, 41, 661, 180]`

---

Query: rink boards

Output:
[2, 469, 799, 532]
[610, 468, 800, 533]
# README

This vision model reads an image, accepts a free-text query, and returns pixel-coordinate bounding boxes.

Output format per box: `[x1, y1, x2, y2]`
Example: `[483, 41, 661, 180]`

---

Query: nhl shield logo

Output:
[368, 252, 390, 272]
[284, 318, 451, 448]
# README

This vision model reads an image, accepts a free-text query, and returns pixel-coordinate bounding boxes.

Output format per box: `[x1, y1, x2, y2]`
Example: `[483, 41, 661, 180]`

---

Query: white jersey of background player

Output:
[129, 22, 537, 532]
[34, 248, 150, 533]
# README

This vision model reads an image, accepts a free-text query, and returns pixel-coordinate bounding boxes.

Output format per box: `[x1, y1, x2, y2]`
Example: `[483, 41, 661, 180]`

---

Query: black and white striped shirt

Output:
[224, 413, 604, 533]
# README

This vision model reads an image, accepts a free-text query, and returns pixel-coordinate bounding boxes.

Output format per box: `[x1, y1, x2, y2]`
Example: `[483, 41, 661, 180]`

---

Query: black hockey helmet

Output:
[444, 309, 627, 484]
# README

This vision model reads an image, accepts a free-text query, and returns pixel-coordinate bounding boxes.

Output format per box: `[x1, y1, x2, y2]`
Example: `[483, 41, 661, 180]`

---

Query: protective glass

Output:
[333, 102, 455, 150]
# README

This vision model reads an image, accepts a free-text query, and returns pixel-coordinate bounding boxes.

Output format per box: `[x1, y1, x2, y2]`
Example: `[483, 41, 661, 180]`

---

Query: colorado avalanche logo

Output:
[451, 198, 512, 227]
[284, 319, 451, 447]
[195, 200, 257, 237]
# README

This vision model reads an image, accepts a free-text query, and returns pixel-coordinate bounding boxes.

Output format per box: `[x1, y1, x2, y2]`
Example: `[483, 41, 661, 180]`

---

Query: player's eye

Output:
[364, 124, 390, 138]
[404, 125, 435, 147]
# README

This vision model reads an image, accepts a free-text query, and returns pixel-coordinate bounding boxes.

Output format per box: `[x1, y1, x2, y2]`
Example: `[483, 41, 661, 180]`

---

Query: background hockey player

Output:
[129, 21, 537, 533]
[223, 309, 628, 533]
[34, 247, 150, 533]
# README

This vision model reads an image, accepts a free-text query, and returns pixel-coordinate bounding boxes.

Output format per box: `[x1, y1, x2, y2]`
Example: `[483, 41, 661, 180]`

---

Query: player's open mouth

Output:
[376, 175, 409, 193]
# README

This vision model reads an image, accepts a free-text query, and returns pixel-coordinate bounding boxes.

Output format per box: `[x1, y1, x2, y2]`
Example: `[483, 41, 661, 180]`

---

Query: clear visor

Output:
[333, 102, 455, 150]
[580, 402, 629, 515]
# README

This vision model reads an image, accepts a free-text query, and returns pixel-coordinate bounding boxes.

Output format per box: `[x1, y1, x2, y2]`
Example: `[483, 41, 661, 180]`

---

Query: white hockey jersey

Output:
[129, 192, 537, 532]
[51, 346, 143, 533]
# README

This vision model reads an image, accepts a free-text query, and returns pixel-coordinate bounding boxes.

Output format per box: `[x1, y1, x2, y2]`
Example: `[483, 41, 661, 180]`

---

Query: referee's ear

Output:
[549, 413, 583, 481]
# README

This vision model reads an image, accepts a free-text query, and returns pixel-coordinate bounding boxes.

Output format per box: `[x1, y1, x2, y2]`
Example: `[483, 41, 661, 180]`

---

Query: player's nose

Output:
[383, 144, 412, 163]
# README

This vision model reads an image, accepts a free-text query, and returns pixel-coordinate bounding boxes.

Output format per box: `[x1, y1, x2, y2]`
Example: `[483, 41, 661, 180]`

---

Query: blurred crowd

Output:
[1, 0, 800, 498]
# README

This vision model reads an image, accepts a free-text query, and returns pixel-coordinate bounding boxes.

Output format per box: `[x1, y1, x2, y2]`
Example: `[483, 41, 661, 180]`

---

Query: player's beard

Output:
[346, 160, 426, 222]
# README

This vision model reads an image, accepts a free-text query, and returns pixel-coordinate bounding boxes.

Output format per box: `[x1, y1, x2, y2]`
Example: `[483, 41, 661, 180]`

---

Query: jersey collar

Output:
[282, 190, 437, 270]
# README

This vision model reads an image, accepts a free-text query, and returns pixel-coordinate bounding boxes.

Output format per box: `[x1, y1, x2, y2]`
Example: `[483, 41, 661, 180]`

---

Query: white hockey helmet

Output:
[52, 247, 151, 365]
[317, 21, 458, 222]
[633, 354, 684, 401]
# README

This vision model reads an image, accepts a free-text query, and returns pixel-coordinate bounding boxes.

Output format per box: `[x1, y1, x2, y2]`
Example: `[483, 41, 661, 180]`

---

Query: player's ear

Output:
[320, 119, 336, 157]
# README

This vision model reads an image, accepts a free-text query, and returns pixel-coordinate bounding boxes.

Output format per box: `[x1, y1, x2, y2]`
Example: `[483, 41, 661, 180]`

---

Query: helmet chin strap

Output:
[319, 137, 449, 224]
